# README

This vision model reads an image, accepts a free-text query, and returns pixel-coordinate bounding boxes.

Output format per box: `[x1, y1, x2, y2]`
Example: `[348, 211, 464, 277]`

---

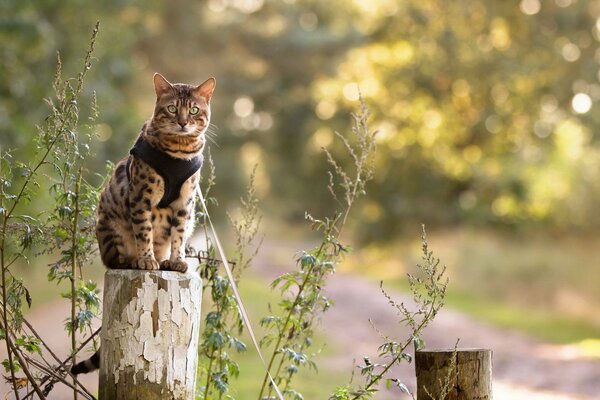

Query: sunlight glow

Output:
[233, 96, 254, 117]
[491, 18, 511, 51]
[555, 118, 589, 160]
[571, 93, 592, 114]
[343, 83, 360, 101]
[311, 127, 333, 150]
[316, 100, 336, 120]
[520, 0, 541, 16]
[256, 112, 273, 131]
[463, 145, 482, 163]
[209, 0, 264, 13]
[95, 123, 113, 142]
[485, 115, 502, 134]
[424, 110, 442, 129]
[452, 79, 471, 98]
[561, 42, 581, 62]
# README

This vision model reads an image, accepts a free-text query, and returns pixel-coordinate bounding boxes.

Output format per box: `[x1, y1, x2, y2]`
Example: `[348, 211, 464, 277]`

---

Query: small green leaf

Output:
[413, 336, 425, 351]
[2, 358, 21, 373]
[299, 253, 317, 269]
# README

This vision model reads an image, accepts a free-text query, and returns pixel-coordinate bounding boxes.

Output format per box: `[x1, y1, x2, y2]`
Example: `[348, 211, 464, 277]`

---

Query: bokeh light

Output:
[572, 93, 592, 114]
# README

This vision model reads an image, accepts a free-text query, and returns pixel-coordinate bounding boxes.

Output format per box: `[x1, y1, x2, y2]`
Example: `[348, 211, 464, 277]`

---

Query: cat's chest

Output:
[144, 171, 197, 207]
[131, 156, 198, 209]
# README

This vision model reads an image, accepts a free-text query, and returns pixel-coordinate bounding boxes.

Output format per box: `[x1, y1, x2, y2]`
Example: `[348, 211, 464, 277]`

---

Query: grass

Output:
[342, 226, 600, 345]
[444, 289, 600, 343]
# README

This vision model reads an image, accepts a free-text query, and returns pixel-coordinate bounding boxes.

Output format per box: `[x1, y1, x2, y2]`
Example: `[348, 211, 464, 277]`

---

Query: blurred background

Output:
[2, 0, 600, 398]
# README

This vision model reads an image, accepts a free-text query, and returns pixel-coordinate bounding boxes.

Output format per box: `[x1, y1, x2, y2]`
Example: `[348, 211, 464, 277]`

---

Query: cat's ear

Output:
[194, 77, 216, 102]
[153, 73, 174, 97]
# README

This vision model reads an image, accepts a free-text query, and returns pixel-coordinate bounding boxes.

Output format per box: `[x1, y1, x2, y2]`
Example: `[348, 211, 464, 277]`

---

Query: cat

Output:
[70, 73, 215, 375]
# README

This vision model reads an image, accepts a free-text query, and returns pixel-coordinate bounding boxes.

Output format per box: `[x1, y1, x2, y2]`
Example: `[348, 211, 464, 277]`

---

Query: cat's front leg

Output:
[129, 159, 160, 270]
[160, 179, 197, 273]
[160, 204, 194, 272]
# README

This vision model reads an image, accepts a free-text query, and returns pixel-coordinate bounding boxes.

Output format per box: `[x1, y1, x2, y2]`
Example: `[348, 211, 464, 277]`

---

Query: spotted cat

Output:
[71, 73, 215, 375]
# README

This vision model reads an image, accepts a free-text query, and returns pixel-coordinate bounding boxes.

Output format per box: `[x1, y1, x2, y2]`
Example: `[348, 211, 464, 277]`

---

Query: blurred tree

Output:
[0, 0, 146, 182]
[4, 0, 600, 240]
[316, 0, 600, 239]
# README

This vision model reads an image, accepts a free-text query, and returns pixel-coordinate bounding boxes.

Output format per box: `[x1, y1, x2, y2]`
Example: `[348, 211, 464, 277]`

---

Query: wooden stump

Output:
[415, 348, 492, 400]
[98, 270, 202, 400]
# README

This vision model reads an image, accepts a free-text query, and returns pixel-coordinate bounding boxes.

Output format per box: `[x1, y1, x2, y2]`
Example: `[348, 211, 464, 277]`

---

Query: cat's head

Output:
[151, 73, 216, 136]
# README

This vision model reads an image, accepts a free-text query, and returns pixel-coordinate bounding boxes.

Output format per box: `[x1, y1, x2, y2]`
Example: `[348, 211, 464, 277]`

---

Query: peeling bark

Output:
[98, 270, 202, 400]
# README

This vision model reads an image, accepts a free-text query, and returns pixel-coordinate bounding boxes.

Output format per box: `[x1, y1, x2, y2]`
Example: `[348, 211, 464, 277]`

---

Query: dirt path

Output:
[254, 239, 600, 400]
[319, 273, 600, 399]
[2, 239, 599, 399]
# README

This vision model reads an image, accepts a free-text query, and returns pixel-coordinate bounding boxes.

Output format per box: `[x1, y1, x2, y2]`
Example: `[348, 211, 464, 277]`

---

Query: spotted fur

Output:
[71, 74, 215, 376]
[96, 73, 215, 274]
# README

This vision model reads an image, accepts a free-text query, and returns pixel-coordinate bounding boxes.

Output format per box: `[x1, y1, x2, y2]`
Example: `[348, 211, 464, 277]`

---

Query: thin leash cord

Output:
[197, 189, 285, 400]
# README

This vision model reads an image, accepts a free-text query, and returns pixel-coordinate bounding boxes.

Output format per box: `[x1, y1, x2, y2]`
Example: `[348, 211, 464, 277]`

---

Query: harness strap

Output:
[127, 136, 203, 208]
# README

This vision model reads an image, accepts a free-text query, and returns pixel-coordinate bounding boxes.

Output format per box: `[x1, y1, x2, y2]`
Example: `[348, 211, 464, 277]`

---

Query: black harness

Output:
[127, 136, 203, 208]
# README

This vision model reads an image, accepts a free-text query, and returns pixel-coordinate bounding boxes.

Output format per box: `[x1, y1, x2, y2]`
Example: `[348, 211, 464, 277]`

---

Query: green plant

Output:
[0, 23, 101, 400]
[257, 97, 377, 400]
[193, 162, 264, 399]
[329, 226, 448, 400]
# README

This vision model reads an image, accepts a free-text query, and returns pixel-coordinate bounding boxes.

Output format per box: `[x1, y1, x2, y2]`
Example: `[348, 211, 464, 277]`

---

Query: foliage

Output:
[328, 226, 447, 399]
[1, 0, 144, 175]
[257, 97, 377, 399]
[316, 0, 600, 235]
[0, 23, 102, 399]
[193, 162, 264, 399]
[6, 1, 600, 237]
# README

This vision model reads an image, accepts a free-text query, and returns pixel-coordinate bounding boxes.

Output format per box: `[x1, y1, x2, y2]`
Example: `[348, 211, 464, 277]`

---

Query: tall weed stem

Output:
[258, 96, 377, 399]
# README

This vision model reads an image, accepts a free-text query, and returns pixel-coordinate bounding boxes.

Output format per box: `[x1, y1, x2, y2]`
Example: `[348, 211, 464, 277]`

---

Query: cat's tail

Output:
[70, 350, 100, 375]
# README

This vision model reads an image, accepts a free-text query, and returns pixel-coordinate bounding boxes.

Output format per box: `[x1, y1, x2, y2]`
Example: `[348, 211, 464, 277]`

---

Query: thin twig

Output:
[3, 333, 45, 399]
[21, 328, 100, 400]
[22, 357, 94, 400]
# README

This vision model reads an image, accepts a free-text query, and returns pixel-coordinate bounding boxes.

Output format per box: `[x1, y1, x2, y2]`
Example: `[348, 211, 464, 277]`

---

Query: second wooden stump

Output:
[415, 348, 492, 400]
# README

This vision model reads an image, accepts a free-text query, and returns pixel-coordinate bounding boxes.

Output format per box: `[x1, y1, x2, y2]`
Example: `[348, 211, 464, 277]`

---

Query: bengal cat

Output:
[71, 73, 215, 375]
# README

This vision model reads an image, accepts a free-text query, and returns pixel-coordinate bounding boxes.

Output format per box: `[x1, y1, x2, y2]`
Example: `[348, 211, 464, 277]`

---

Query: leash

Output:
[197, 189, 284, 400]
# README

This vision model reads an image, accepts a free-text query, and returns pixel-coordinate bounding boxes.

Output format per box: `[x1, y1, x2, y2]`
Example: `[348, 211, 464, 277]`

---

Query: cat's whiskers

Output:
[206, 123, 218, 134]
[204, 134, 220, 149]
[204, 130, 217, 140]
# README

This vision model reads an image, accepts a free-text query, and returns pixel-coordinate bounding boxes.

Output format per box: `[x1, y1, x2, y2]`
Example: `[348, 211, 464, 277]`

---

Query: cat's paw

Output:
[160, 259, 189, 273]
[133, 257, 160, 270]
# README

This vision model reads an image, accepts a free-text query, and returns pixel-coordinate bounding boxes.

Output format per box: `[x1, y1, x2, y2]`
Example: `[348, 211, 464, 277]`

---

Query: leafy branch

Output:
[192, 162, 264, 399]
[258, 95, 377, 400]
[330, 226, 448, 400]
[0, 22, 101, 399]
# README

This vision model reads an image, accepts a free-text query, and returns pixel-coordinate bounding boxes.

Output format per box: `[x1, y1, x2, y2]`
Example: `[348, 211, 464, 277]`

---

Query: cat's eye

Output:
[167, 105, 177, 113]
[190, 106, 200, 115]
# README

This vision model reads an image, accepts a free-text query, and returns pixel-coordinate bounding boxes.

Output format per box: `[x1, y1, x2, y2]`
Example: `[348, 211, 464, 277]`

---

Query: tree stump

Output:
[98, 270, 202, 400]
[415, 348, 492, 400]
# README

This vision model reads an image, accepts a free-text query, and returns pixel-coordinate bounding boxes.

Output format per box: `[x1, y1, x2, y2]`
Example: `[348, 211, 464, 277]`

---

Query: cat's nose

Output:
[178, 119, 187, 128]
